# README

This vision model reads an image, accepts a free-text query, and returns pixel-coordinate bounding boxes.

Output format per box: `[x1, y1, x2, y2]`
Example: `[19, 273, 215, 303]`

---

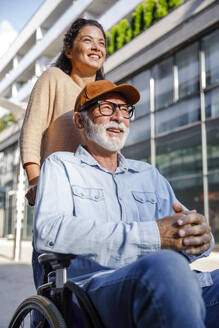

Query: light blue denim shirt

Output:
[34, 146, 214, 287]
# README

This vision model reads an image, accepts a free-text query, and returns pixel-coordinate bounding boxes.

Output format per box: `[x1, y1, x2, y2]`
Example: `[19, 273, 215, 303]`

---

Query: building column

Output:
[150, 77, 156, 166]
[200, 48, 209, 223]
[14, 160, 25, 262]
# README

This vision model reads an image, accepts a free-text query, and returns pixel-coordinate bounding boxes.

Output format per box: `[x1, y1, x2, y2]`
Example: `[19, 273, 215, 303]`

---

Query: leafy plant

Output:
[155, 0, 168, 20]
[132, 3, 145, 37]
[106, 0, 184, 55]
[144, 0, 156, 28]
[168, 0, 183, 9]
[0, 113, 16, 132]
[117, 19, 133, 48]
[106, 25, 119, 55]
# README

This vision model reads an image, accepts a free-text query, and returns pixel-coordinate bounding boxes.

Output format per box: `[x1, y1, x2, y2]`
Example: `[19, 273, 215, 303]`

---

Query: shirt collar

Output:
[75, 145, 131, 173]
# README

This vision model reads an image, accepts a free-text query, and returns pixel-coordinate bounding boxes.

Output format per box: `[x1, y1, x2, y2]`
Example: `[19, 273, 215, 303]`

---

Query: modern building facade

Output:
[109, 0, 219, 245]
[0, 0, 218, 259]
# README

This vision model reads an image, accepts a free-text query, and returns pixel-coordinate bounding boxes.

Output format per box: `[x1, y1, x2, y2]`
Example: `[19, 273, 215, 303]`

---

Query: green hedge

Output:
[0, 113, 16, 132]
[106, 0, 184, 55]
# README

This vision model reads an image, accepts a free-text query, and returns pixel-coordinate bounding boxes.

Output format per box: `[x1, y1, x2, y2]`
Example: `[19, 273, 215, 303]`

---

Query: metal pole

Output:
[150, 77, 156, 166]
[199, 48, 209, 223]
[14, 161, 25, 262]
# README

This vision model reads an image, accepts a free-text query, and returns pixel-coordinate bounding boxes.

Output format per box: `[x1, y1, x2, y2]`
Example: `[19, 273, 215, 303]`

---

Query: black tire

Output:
[8, 295, 67, 328]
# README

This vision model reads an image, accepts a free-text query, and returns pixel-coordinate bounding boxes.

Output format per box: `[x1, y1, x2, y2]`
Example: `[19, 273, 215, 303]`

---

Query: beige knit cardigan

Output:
[20, 67, 83, 167]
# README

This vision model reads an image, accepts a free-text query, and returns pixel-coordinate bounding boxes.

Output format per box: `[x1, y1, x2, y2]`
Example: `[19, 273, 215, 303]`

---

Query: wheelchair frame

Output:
[9, 253, 104, 328]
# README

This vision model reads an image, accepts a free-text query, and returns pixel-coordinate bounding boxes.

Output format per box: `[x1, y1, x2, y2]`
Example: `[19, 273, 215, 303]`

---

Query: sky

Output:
[0, 0, 45, 116]
[0, 0, 45, 58]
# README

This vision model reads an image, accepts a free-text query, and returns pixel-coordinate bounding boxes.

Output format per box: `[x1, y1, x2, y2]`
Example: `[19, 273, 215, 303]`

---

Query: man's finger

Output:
[177, 213, 205, 226]
[183, 232, 212, 247]
[173, 203, 197, 216]
[172, 203, 183, 213]
[179, 222, 211, 237]
[185, 242, 211, 255]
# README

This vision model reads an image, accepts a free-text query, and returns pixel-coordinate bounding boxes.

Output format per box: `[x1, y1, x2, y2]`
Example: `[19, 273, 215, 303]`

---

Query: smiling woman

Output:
[20, 18, 106, 207]
[65, 25, 106, 78]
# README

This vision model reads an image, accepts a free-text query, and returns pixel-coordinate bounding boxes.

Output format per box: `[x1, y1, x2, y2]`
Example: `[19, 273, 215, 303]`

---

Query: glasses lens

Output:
[128, 107, 134, 118]
[119, 104, 131, 118]
[99, 101, 114, 116]
[98, 101, 134, 118]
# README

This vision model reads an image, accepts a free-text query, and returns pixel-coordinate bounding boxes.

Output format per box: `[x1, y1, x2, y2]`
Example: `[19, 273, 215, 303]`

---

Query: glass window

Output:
[0, 190, 5, 209]
[176, 43, 199, 99]
[206, 118, 219, 173]
[131, 70, 150, 118]
[155, 96, 200, 135]
[156, 125, 202, 180]
[208, 173, 219, 244]
[153, 57, 174, 110]
[126, 115, 150, 146]
[170, 176, 204, 214]
[205, 87, 219, 119]
[203, 28, 219, 86]
[122, 140, 151, 162]
[4, 192, 15, 236]
[23, 202, 34, 239]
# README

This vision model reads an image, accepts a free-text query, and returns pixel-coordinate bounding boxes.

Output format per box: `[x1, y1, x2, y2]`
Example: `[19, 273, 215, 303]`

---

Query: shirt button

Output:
[95, 195, 99, 200]
[48, 241, 54, 247]
[119, 196, 122, 201]
[80, 193, 84, 197]
[151, 199, 156, 203]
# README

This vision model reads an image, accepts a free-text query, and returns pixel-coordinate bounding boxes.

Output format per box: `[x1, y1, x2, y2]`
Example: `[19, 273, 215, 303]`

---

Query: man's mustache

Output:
[103, 121, 128, 133]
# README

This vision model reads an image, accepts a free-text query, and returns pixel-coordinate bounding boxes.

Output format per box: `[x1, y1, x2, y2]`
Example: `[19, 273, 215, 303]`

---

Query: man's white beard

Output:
[82, 113, 129, 152]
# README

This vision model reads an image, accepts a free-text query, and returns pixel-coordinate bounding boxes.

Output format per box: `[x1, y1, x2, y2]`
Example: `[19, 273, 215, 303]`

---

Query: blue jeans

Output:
[202, 269, 219, 327]
[79, 250, 219, 328]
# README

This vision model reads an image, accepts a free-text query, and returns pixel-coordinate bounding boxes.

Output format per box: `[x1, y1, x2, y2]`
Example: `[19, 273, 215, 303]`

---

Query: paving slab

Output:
[0, 257, 35, 328]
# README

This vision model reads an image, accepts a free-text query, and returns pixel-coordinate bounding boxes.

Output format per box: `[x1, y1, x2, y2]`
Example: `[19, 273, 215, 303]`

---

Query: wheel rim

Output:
[12, 305, 50, 327]
[9, 295, 67, 328]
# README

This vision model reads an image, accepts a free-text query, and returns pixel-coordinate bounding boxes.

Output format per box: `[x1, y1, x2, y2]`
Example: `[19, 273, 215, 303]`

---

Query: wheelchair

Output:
[9, 253, 104, 328]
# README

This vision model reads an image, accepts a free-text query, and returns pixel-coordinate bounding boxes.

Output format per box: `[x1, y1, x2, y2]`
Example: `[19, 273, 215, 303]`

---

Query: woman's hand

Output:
[24, 162, 40, 206]
[25, 184, 37, 206]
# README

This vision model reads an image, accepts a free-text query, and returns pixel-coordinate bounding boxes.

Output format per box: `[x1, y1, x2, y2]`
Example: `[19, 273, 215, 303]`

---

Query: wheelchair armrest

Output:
[38, 253, 76, 270]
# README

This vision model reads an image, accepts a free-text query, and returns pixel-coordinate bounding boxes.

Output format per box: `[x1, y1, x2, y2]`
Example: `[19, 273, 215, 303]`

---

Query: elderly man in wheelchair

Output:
[10, 80, 219, 327]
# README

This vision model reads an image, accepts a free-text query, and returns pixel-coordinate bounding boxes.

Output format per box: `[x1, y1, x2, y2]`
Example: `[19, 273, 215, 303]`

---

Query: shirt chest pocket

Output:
[71, 185, 107, 219]
[132, 191, 158, 221]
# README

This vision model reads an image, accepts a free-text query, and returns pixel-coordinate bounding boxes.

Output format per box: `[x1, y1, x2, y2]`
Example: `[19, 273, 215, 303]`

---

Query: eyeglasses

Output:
[79, 100, 135, 119]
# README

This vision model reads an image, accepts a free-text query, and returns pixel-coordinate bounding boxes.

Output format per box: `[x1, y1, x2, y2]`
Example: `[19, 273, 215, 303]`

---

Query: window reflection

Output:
[206, 118, 219, 173]
[153, 57, 174, 110]
[122, 140, 150, 162]
[170, 176, 204, 214]
[176, 43, 199, 99]
[132, 70, 150, 118]
[205, 87, 219, 119]
[126, 115, 150, 146]
[155, 97, 200, 135]
[203, 29, 219, 86]
[208, 173, 219, 244]
[156, 125, 202, 180]
[23, 202, 34, 239]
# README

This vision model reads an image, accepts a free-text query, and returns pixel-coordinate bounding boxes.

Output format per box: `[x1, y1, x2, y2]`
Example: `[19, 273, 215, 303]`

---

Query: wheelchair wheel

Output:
[9, 295, 67, 328]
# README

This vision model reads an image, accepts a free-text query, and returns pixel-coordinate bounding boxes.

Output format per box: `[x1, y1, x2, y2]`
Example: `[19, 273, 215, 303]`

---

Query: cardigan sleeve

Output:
[20, 69, 57, 167]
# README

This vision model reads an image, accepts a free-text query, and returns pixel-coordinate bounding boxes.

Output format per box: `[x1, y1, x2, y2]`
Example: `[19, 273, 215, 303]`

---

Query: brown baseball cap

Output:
[74, 80, 140, 112]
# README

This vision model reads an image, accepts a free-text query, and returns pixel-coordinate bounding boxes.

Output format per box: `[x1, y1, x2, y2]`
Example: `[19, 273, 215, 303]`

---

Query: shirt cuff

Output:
[139, 221, 161, 253]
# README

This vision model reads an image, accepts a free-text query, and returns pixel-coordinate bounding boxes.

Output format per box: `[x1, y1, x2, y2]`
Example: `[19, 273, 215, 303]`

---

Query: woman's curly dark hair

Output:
[55, 18, 106, 80]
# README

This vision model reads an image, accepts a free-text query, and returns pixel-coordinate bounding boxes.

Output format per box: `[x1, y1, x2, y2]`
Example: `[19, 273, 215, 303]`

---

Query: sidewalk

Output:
[0, 238, 32, 264]
[0, 256, 35, 328]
